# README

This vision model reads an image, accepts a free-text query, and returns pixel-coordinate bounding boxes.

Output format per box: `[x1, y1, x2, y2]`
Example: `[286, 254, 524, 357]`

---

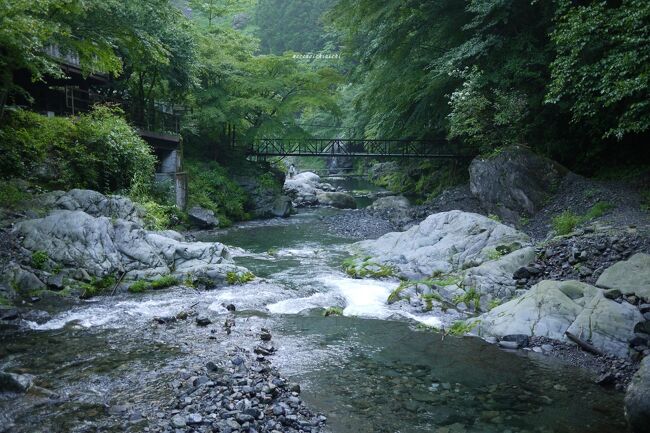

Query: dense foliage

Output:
[255, 0, 336, 55]
[328, 0, 650, 168]
[0, 107, 155, 193]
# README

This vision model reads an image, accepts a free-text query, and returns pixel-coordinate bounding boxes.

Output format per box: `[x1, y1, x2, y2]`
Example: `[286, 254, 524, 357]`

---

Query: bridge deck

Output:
[247, 138, 472, 159]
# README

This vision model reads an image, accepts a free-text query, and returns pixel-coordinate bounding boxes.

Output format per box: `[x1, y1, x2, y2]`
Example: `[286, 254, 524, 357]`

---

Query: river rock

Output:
[462, 246, 536, 301]
[596, 253, 650, 300]
[475, 280, 642, 357]
[354, 210, 530, 279]
[316, 192, 357, 209]
[370, 196, 411, 211]
[12, 205, 247, 284]
[474, 280, 598, 340]
[625, 356, 650, 432]
[271, 196, 293, 217]
[0, 372, 32, 393]
[284, 172, 322, 207]
[188, 206, 219, 229]
[566, 292, 643, 357]
[469, 146, 568, 222]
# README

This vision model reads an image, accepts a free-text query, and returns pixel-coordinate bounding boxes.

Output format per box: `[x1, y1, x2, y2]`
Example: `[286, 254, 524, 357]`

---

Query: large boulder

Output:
[271, 196, 293, 217]
[474, 280, 596, 340]
[354, 210, 530, 279]
[284, 172, 322, 207]
[233, 169, 286, 219]
[469, 146, 568, 222]
[566, 292, 643, 357]
[188, 206, 219, 229]
[474, 280, 642, 357]
[370, 196, 411, 211]
[626, 356, 650, 433]
[463, 246, 536, 300]
[316, 192, 357, 209]
[13, 209, 245, 283]
[596, 253, 650, 300]
[0, 372, 32, 393]
[37, 189, 144, 224]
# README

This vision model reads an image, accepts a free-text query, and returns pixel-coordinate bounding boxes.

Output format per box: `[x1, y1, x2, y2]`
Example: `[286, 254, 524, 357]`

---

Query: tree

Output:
[0, 0, 122, 118]
[546, 0, 650, 140]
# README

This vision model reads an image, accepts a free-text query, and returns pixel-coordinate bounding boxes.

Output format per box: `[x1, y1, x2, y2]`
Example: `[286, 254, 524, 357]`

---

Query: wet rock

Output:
[260, 328, 272, 341]
[0, 372, 32, 393]
[271, 196, 294, 218]
[0, 309, 19, 321]
[188, 206, 219, 229]
[196, 317, 212, 326]
[316, 192, 357, 209]
[501, 334, 529, 348]
[596, 373, 617, 387]
[226, 304, 236, 312]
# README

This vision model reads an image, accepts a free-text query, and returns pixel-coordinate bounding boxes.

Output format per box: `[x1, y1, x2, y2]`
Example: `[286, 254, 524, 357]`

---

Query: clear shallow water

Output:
[0, 189, 628, 432]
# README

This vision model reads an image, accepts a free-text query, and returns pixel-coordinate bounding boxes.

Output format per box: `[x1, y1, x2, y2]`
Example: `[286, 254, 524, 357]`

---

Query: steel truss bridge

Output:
[246, 138, 473, 159]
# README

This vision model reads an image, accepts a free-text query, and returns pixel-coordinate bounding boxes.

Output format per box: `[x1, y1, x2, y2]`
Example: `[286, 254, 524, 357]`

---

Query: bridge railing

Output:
[248, 138, 472, 158]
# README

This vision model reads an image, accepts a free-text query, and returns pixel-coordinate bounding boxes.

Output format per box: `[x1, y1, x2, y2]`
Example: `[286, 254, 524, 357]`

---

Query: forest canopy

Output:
[1, 0, 649, 171]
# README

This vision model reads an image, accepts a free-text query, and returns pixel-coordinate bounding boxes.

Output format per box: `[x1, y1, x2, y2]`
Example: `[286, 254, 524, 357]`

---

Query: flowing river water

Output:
[0, 179, 628, 433]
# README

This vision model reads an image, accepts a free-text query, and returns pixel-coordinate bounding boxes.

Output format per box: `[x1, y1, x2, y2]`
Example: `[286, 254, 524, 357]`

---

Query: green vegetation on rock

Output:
[323, 306, 343, 317]
[343, 257, 397, 280]
[80, 276, 117, 299]
[128, 275, 179, 294]
[30, 251, 49, 270]
[226, 271, 255, 285]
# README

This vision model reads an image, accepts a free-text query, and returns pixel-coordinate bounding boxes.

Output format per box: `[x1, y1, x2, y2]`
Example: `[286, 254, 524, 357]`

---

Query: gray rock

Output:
[0, 372, 32, 393]
[469, 146, 568, 222]
[271, 196, 293, 218]
[12, 206, 247, 284]
[625, 356, 650, 432]
[188, 206, 219, 229]
[187, 413, 203, 424]
[39, 189, 144, 225]
[196, 317, 212, 327]
[596, 253, 650, 300]
[355, 210, 530, 280]
[463, 247, 536, 301]
[566, 292, 643, 357]
[370, 196, 411, 211]
[474, 280, 597, 340]
[475, 280, 643, 357]
[171, 414, 186, 428]
[316, 192, 357, 209]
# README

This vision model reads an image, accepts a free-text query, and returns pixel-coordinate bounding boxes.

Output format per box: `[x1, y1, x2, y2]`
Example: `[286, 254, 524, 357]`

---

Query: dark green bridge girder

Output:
[246, 138, 474, 159]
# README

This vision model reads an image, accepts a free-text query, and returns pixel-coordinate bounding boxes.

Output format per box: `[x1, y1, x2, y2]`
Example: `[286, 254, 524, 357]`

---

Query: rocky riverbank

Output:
[129, 323, 328, 433]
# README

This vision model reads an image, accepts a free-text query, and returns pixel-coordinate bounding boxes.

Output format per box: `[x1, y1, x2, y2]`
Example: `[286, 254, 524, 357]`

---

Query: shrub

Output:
[323, 306, 343, 316]
[0, 107, 155, 194]
[585, 201, 614, 220]
[453, 287, 481, 311]
[80, 275, 117, 299]
[186, 160, 249, 226]
[226, 271, 255, 285]
[447, 320, 479, 336]
[31, 251, 49, 270]
[552, 211, 583, 235]
[0, 181, 28, 210]
[128, 275, 179, 293]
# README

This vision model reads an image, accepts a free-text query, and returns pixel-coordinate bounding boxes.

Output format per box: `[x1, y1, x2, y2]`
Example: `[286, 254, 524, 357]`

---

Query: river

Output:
[0, 178, 627, 433]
